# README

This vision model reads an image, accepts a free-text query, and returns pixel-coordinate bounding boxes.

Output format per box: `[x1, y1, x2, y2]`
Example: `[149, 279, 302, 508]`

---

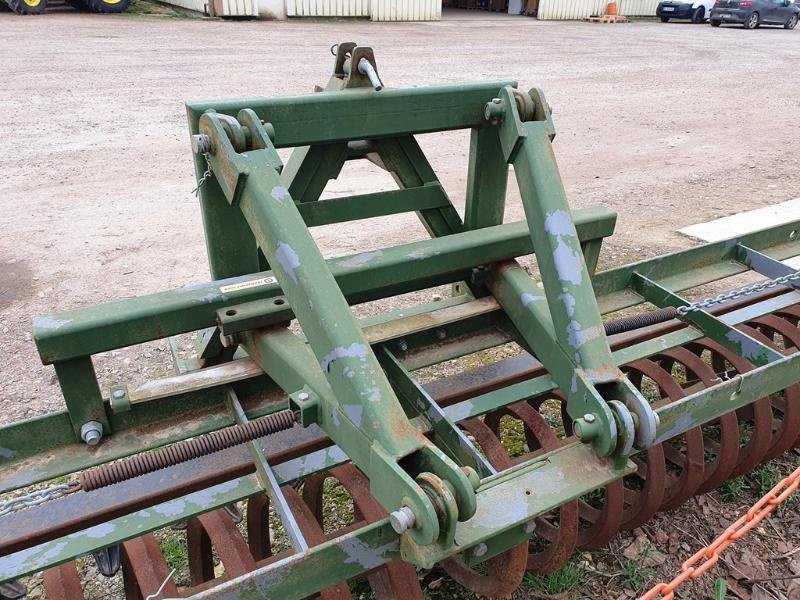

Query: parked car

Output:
[710, 0, 799, 27]
[657, 0, 715, 22]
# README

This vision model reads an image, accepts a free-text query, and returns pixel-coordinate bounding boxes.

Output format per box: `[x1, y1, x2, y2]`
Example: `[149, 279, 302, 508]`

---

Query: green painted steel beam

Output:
[630, 272, 783, 366]
[442, 290, 800, 424]
[655, 351, 800, 443]
[594, 223, 800, 313]
[296, 183, 450, 227]
[379, 346, 496, 479]
[33, 208, 615, 365]
[186, 82, 517, 149]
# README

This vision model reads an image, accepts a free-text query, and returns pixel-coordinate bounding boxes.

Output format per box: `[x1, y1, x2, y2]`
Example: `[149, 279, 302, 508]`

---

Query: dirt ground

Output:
[1, 5, 800, 600]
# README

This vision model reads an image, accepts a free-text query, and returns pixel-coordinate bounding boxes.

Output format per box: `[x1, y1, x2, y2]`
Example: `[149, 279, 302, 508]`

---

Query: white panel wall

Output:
[220, 0, 257, 15]
[618, 0, 658, 14]
[286, 0, 371, 16]
[160, 0, 440, 21]
[371, 0, 441, 20]
[537, 0, 605, 18]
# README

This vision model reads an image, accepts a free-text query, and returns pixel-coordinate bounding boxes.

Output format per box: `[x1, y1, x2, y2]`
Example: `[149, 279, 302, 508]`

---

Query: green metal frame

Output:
[2, 43, 800, 596]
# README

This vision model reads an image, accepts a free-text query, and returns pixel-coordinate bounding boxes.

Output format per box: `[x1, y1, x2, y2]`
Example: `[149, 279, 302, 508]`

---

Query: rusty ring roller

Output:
[79, 409, 296, 492]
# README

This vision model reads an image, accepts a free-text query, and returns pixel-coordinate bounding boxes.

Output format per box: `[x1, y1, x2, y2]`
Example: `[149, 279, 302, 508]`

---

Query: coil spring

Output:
[79, 409, 296, 492]
[603, 307, 678, 336]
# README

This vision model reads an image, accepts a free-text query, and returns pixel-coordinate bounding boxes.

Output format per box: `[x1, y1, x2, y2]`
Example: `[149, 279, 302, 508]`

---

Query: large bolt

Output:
[573, 414, 601, 442]
[389, 506, 416, 534]
[191, 134, 211, 155]
[524, 520, 537, 534]
[298, 391, 310, 402]
[80, 421, 104, 446]
[484, 97, 505, 123]
[472, 542, 488, 558]
[111, 389, 126, 401]
[357, 58, 383, 91]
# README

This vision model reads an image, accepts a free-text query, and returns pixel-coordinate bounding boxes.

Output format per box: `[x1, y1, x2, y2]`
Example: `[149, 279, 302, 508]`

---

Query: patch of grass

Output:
[751, 463, 782, 496]
[720, 476, 747, 502]
[522, 555, 587, 597]
[321, 477, 355, 533]
[619, 557, 656, 594]
[498, 415, 528, 459]
[158, 530, 189, 578]
[418, 570, 480, 600]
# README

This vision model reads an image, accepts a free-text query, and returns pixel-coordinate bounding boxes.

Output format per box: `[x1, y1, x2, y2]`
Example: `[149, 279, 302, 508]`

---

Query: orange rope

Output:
[640, 464, 800, 600]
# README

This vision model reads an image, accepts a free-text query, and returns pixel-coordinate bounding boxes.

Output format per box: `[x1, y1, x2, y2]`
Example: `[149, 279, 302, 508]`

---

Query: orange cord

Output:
[640, 464, 800, 600]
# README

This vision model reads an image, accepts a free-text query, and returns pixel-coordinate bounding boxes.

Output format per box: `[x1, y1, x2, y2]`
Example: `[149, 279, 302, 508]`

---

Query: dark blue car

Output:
[710, 0, 799, 28]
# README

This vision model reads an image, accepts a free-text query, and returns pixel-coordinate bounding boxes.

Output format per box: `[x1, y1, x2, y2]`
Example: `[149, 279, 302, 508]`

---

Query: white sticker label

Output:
[219, 276, 278, 294]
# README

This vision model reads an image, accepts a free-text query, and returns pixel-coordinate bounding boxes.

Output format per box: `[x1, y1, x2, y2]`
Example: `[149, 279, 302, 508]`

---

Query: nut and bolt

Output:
[111, 389, 126, 401]
[484, 97, 504, 124]
[297, 391, 310, 402]
[524, 520, 537, 534]
[389, 506, 416, 534]
[80, 421, 104, 446]
[397, 339, 409, 352]
[191, 134, 211, 155]
[435, 328, 447, 341]
[573, 413, 601, 442]
[472, 543, 488, 558]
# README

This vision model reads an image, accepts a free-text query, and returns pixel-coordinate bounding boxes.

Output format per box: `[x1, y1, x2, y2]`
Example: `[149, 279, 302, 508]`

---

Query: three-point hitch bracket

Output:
[187, 44, 656, 565]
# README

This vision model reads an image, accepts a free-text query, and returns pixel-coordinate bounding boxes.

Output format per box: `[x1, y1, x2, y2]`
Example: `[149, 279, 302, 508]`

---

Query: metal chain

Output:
[641, 464, 800, 599]
[192, 152, 213, 197]
[0, 481, 80, 518]
[676, 270, 800, 316]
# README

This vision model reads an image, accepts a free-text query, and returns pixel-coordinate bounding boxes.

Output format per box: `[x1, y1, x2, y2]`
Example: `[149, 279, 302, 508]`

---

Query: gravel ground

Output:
[2, 7, 800, 418]
[1, 5, 800, 599]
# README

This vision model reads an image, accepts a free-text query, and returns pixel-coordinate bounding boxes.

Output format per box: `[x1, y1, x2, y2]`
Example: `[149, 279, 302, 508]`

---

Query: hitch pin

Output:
[358, 58, 383, 91]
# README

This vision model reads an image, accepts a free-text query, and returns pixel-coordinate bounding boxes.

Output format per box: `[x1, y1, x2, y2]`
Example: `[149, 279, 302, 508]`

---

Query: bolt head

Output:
[298, 392, 310, 402]
[389, 506, 416, 534]
[524, 520, 537, 534]
[112, 389, 125, 400]
[80, 421, 103, 446]
[583, 413, 596, 424]
[473, 542, 488, 557]
[191, 134, 211, 155]
[492, 97, 501, 104]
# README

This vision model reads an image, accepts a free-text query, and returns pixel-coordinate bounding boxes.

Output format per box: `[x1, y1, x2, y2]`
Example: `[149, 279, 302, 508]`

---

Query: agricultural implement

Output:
[2, 43, 800, 599]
